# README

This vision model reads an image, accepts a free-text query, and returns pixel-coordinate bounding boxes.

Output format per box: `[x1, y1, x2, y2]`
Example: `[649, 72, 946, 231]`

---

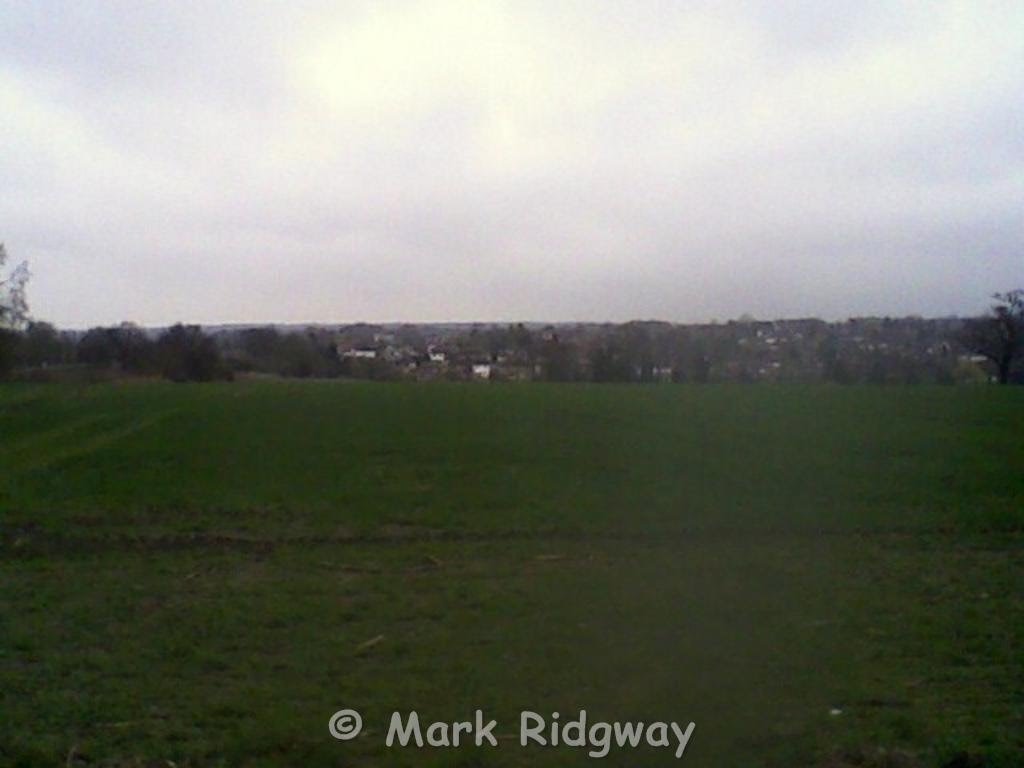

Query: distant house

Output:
[428, 346, 447, 363]
[471, 363, 492, 380]
[652, 366, 673, 382]
[340, 347, 377, 360]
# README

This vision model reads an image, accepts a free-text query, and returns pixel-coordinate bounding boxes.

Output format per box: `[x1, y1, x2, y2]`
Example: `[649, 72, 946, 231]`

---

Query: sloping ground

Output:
[1, 381, 1022, 766]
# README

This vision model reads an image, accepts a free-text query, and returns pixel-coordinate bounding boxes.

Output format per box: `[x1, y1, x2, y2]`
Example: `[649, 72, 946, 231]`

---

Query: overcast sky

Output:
[2, 1, 1022, 326]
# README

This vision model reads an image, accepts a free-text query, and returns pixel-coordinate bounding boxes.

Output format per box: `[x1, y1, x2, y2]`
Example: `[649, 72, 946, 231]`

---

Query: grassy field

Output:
[1, 380, 1022, 767]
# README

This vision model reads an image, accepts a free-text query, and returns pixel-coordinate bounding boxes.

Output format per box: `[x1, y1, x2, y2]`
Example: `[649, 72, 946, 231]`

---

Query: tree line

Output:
[1, 322, 231, 382]
[3, 308, 1023, 385]
[1, 243, 1022, 384]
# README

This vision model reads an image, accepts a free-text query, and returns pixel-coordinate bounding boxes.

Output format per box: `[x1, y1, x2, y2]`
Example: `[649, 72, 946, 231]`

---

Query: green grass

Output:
[1, 380, 1022, 766]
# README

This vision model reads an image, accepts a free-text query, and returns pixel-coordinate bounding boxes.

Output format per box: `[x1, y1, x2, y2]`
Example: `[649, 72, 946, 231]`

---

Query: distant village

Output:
[1, 313, 1016, 385]
[208, 316, 991, 385]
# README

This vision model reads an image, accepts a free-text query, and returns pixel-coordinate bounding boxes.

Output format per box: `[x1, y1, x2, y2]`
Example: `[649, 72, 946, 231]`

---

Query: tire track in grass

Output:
[4, 525, 1019, 559]
[0, 414, 112, 470]
[2, 409, 180, 476]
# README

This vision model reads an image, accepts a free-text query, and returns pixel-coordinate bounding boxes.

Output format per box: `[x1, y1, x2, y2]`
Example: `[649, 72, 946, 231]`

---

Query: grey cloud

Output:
[2, 0, 1022, 327]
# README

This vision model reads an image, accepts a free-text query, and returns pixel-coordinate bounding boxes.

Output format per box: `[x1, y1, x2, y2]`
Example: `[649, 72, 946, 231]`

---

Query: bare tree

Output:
[0, 243, 30, 376]
[0, 243, 31, 329]
[962, 290, 1024, 385]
